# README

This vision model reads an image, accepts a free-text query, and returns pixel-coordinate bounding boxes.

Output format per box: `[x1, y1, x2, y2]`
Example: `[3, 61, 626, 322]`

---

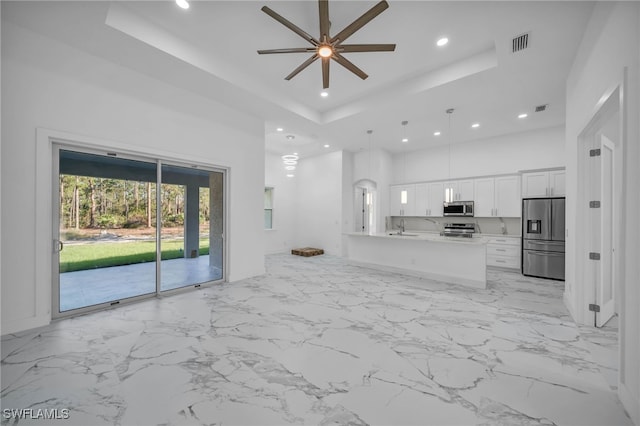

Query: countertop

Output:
[345, 231, 488, 245]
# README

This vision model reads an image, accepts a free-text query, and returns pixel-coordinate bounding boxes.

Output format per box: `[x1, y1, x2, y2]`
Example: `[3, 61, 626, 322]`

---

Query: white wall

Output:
[565, 2, 640, 424]
[295, 151, 344, 256]
[264, 151, 297, 254]
[391, 125, 565, 183]
[1, 19, 265, 334]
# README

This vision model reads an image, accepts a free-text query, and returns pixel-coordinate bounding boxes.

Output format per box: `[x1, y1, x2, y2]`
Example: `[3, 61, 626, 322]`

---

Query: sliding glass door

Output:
[159, 164, 224, 291]
[53, 146, 225, 316]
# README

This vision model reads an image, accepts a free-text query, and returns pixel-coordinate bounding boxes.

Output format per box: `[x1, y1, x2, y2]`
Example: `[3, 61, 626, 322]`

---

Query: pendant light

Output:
[445, 108, 454, 203]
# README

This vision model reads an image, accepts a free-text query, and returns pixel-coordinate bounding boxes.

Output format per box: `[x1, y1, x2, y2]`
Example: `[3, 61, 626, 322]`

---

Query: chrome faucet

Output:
[396, 218, 405, 235]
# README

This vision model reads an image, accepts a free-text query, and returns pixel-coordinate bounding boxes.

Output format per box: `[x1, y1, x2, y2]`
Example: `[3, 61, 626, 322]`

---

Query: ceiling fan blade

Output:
[332, 52, 368, 80]
[330, 0, 389, 44]
[258, 48, 316, 54]
[338, 44, 396, 53]
[319, 0, 330, 41]
[261, 6, 319, 46]
[322, 57, 330, 89]
[285, 54, 319, 80]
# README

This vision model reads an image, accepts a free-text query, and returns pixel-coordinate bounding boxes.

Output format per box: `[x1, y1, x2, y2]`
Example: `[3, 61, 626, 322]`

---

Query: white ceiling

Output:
[4, 1, 594, 159]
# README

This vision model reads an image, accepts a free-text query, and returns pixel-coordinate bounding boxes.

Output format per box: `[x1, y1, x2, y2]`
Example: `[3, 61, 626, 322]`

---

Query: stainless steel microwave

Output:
[443, 201, 474, 217]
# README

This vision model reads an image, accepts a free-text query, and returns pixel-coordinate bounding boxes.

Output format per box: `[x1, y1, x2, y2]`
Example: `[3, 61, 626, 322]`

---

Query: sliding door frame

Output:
[46, 131, 228, 320]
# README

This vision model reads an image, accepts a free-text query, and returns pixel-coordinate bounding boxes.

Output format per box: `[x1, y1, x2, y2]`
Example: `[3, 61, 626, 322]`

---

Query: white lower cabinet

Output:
[486, 236, 520, 269]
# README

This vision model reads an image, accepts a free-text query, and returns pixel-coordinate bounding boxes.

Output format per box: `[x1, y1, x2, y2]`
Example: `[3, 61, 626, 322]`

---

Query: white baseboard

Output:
[1, 315, 50, 336]
[619, 381, 640, 426]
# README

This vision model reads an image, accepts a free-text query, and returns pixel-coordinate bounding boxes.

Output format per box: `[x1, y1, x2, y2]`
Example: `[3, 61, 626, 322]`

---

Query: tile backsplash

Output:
[388, 216, 521, 236]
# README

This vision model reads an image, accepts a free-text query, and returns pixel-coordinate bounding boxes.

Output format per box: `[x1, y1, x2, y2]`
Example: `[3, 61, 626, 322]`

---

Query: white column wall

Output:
[565, 3, 640, 424]
[294, 151, 344, 256]
[1, 21, 265, 334]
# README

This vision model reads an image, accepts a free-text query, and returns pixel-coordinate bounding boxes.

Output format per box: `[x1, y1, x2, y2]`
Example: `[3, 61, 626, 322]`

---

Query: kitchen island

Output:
[345, 232, 487, 289]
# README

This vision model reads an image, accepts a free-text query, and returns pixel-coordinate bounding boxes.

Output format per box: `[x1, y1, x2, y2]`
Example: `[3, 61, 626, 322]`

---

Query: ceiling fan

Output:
[257, 0, 396, 89]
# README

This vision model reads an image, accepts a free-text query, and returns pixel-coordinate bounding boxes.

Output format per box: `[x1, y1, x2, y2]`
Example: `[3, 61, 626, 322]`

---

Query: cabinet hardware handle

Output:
[496, 260, 506, 263]
[497, 249, 506, 252]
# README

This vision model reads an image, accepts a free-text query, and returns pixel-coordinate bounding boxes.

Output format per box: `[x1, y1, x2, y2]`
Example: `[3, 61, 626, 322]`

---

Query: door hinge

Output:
[589, 201, 601, 208]
[588, 303, 600, 312]
[589, 148, 601, 157]
[589, 252, 601, 260]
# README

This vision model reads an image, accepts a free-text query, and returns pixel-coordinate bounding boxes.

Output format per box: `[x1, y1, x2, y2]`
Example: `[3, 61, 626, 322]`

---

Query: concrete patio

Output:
[59, 256, 222, 312]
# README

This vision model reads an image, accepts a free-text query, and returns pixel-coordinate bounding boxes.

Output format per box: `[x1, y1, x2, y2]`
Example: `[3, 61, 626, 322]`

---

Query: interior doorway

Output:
[354, 180, 376, 234]
[53, 146, 225, 317]
[576, 86, 622, 328]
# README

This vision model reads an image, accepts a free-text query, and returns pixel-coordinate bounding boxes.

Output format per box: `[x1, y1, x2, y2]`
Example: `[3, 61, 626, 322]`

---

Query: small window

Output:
[264, 187, 274, 229]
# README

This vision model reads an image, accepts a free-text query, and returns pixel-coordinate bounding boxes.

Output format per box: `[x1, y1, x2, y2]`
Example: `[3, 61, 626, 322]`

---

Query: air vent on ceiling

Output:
[512, 32, 530, 53]
[535, 104, 548, 112]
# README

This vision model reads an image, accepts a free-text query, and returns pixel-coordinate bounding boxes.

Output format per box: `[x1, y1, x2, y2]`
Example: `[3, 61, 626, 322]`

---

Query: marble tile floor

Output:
[1, 254, 631, 425]
[60, 256, 223, 312]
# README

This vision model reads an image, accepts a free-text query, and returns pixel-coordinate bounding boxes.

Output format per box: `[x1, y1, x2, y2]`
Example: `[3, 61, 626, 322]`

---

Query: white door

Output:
[597, 136, 615, 327]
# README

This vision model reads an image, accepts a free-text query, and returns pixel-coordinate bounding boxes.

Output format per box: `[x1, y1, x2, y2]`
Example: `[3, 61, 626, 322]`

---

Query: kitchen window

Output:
[264, 187, 274, 229]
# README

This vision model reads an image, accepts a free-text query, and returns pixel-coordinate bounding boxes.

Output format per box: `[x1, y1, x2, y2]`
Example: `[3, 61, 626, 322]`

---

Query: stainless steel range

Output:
[442, 223, 476, 238]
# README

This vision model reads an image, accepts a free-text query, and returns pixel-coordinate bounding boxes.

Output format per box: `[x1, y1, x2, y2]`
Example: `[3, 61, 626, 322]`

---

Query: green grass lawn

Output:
[60, 239, 210, 273]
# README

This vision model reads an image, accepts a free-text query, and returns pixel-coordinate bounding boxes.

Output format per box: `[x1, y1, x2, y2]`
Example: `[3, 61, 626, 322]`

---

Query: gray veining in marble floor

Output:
[1, 254, 631, 425]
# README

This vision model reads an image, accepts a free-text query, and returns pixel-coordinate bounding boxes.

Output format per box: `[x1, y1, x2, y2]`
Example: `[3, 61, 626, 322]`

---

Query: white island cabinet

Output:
[345, 233, 487, 289]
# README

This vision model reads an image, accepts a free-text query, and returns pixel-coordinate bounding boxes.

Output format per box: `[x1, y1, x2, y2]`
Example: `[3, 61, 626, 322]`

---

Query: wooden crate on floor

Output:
[291, 247, 324, 257]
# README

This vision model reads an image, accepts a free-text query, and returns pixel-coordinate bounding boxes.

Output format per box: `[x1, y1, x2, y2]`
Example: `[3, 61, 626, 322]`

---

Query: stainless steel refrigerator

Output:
[522, 198, 565, 280]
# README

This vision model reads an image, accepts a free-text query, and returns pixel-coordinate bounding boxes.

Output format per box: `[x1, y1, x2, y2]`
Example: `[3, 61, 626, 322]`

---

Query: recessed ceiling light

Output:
[401, 138, 409, 143]
[518, 113, 528, 119]
[293, 152, 298, 156]
[320, 91, 329, 97]
[276, 127, 283, 132]
[323, 144, 330, 148]
[471, 123, 480, 128]
[286, 174, 295, 178]
[434, 131, 441, 136]
[285, 166, 296, 170]
[437, 37, 449, 47]
[176, 0, 189, 10]
[281, 154, 299, 161]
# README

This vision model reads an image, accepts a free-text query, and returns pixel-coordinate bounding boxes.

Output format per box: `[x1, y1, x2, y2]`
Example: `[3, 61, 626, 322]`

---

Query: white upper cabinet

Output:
[549, 170, 566, 197]
[473, 178, 495, 217]
[443, 179, 474, 202]
[494, 175, 521, 217]
[407, 182, 444, 216]
[457, 180, 475, 201]
[414, 183, 429, 216]
[473, 175, 521, 217]
[427, 182, 444, 216]
[522, 170, 565, 198]
[389, 184, 416, 216]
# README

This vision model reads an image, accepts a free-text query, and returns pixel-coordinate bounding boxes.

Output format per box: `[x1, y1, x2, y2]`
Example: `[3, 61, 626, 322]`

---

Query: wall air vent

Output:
[535, 104, 548, 112]
[512, 32, 529, 53]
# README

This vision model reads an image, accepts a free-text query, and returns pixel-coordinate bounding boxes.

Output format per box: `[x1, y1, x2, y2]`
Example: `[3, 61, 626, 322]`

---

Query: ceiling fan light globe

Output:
[318, 46, 333, 58]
